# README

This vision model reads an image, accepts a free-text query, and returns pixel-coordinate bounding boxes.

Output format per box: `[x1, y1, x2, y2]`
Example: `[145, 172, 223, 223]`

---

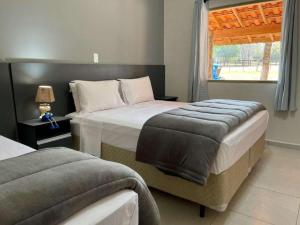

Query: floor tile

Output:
[248, 145, 300, 197]
[229, 184, 300, 225]
[151, 189, 217, 225]
[150, 146, 300, 225]
[212, 211, 272, 225]
[258, 145, 300, 169]
[248, 164, 300, 197]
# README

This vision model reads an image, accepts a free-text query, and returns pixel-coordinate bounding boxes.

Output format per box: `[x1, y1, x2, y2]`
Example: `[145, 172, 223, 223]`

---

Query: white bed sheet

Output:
[60, 190, 138, 225]
[69, 100, 269, 175]
[0, 136, 35, 160]
[0, 136, 138, 225]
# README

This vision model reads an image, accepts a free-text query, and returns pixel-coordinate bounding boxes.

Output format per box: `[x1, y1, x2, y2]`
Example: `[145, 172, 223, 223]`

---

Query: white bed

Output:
[68, 100, 269, 175]
[0, 135, 139, 225]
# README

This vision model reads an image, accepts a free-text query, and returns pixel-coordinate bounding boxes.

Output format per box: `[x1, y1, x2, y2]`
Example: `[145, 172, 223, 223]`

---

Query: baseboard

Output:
[266, 139, 300, 150]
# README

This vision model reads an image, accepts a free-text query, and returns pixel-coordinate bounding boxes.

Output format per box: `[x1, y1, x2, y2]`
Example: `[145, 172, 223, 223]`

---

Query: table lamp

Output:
[35, 85, 55, 117]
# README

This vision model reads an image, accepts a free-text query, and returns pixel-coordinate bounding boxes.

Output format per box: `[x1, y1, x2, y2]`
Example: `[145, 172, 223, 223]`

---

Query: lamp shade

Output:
[35, 85, 55, 103]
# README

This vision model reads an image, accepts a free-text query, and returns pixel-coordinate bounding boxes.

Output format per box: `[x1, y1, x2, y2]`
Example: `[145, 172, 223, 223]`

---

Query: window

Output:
[208, 0, 282, 81]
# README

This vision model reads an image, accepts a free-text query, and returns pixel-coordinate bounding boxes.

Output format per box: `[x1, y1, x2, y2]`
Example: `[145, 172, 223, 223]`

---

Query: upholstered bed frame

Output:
[0, 63, 18, 140]
[7, 61, 266, 216]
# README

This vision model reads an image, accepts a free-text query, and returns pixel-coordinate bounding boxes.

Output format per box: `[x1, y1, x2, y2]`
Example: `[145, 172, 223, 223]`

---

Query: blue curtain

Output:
[188, 0, 209, 102]
[275, 0, 299, 111]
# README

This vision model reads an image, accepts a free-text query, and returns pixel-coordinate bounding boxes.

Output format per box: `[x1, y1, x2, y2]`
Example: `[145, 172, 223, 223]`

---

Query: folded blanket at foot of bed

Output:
[136, 99, 265, 185]
[0, 148, 160, 225]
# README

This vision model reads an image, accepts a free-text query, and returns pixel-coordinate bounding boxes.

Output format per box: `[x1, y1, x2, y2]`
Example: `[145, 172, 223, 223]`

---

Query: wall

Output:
[0, 0, 164, 65]
[164, 0, 194, 101]
[164, 0, 300, 145]
[209, 82, 300, 146]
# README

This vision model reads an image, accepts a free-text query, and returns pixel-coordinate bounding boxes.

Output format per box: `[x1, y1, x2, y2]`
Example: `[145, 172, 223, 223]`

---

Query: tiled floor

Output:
[152, 145, 300, 225]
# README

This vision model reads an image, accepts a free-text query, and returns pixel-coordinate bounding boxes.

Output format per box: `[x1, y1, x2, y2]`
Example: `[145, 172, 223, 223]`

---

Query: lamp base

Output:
[39, 103, 51, 118]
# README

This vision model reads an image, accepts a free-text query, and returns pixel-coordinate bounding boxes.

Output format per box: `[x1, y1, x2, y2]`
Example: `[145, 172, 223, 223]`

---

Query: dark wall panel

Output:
[11, 63, 165, 121]
[0, 63, 17, 139]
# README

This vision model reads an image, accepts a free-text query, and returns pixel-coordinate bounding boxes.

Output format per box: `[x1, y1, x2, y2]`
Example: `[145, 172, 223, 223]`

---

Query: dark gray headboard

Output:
[0, 63, 17, 140]
[11, 63, 165, 121]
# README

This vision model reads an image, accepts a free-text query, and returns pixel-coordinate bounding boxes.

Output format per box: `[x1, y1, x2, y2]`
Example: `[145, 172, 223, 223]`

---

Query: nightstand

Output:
[156, 96, 178, 101]
[18, 117, 73, 150]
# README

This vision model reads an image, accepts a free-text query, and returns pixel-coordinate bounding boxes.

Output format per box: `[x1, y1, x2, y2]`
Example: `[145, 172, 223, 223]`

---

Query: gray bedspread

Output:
[0, 148, 160, 225]
[136, 99, 265, 185]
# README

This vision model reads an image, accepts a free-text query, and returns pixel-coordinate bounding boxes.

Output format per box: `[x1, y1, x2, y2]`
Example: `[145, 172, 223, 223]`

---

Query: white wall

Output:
[164, 0, 194, 100]
[164, 0, 300, 145]
[0, 0, 164, 65]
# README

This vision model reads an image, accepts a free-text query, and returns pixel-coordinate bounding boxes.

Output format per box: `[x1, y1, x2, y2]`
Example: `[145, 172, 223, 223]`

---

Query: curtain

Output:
[188, 0, 209, 102]
[275, 0, 299, 112]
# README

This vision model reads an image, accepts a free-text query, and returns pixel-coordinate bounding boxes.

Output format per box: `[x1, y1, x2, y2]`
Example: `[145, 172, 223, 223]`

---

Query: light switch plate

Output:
[93, 53, 99, 63]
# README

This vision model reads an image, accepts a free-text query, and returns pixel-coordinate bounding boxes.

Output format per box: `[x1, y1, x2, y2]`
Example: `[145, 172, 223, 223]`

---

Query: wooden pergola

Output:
[208, 0, 283, 79]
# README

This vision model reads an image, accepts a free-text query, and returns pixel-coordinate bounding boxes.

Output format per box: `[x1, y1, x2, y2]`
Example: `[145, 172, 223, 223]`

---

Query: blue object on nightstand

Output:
[41, 112, 60, 129]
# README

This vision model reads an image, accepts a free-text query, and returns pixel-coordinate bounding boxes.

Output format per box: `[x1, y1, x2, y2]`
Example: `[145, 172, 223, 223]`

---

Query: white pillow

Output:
[119, 76, 155, 105]
[69, 82, 81, 112]
[76, 80, 125, 113]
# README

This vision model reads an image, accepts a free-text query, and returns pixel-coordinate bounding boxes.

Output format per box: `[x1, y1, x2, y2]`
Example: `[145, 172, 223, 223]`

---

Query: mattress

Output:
[0, 135, 35, 160]
[69, 100, 269, 175]
[0, 136, 139, 225]
[60, 190, 138, 225]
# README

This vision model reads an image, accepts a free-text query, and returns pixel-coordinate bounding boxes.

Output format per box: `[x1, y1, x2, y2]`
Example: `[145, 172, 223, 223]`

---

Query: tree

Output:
[213, 45, 240, 63]
[260, 42, 272, 80]
[270, 42, 281, 62]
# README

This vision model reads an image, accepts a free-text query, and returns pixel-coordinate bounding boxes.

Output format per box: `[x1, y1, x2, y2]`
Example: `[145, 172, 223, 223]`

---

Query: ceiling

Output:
[209, 0, 282, 45]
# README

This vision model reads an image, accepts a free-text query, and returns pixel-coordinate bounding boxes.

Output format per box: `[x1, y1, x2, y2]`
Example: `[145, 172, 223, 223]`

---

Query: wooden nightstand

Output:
[156, 96, 178, 101]
[18, 117, 72, 150]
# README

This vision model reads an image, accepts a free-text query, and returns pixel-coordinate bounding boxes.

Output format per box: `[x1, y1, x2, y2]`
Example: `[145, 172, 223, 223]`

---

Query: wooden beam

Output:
[270, 34, 274, 42]
[232, 9, 244, 27]
[213, 24, 281, 38]
[214, 35, 281, 45]
[258, 4, 268, 24]
[247, 35, 252, 42]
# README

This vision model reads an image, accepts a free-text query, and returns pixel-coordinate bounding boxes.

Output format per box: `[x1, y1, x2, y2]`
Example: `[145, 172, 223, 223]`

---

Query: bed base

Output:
[100, 134, 266, 213]
[72, 133, 265, 214]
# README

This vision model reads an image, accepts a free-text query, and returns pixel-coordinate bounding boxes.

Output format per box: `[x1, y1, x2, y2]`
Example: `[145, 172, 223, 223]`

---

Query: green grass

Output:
[219, 70, 278, 81]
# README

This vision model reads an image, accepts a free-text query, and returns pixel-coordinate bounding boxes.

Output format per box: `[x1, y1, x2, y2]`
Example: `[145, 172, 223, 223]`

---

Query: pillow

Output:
[119, 76, 154, 105]
[76, 80, 125, 113]
[69, 82, 81, 112]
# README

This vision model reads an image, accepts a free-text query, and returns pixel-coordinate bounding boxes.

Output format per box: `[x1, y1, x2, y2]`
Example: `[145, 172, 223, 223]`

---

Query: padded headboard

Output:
[0, 63, 17, 140]
[11, 63, 165, 121]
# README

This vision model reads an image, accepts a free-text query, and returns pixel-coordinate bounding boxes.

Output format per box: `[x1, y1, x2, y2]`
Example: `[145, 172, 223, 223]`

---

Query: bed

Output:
[0, 136, 141, 225]
[0, 136, 138, 225]
[0, 63, 161, 225]
[69, 100, 269, 213]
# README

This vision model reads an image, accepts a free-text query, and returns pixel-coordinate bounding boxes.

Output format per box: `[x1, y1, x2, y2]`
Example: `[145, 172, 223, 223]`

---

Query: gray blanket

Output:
[136, 99, 265, 185]
[0, 148, 160, 225]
